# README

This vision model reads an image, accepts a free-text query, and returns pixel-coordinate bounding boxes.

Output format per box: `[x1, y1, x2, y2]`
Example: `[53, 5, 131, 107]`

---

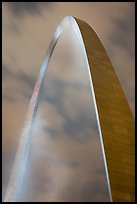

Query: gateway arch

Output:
[4, 16, 135, 202]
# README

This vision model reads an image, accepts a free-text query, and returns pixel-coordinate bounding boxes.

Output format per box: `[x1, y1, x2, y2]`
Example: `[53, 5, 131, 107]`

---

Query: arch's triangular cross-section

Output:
[4, 16, 135, 202]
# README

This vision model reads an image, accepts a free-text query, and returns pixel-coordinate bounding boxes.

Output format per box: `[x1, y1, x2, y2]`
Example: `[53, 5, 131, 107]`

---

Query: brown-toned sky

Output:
[2, 2, 135, 202]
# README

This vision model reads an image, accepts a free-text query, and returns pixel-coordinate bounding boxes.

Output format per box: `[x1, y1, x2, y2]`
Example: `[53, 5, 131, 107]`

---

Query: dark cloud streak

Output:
[2, 64, 36, 101]
[109, 6, 135, 59]
[6, 2, 52, 17]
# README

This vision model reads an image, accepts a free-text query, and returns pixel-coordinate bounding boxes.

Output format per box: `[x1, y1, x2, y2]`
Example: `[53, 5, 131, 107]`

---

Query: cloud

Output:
[2, 64, 36, 102]
[6, 2, 51, 17]
[18, 123, 109, 202]
[2, 64, 12, 78]
[108, 5, 135, 59]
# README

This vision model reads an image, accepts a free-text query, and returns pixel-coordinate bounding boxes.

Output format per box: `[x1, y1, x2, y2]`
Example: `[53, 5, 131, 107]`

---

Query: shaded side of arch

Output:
[74, 17, 135, 202]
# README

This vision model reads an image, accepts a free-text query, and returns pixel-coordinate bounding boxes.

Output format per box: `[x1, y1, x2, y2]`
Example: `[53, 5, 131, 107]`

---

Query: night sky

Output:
[2, 2, 135, 202]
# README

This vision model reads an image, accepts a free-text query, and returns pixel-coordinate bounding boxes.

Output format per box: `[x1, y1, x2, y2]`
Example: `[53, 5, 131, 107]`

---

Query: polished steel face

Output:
[4, 16, 135, 202]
